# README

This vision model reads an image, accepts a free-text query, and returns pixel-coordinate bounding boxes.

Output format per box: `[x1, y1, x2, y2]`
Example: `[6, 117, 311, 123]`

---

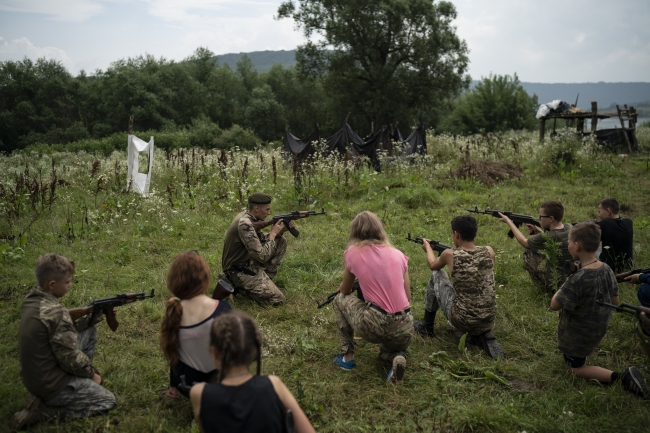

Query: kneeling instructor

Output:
[220, 193, 294, 306]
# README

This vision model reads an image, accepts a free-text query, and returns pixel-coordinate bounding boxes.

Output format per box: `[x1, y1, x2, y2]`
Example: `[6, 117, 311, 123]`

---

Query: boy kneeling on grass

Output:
[550, 223, 649, 398]
[11, 254, 117, 430]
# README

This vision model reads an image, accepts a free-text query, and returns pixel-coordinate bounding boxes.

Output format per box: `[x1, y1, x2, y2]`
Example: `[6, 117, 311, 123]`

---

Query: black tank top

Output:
[200, 375, 286, 433]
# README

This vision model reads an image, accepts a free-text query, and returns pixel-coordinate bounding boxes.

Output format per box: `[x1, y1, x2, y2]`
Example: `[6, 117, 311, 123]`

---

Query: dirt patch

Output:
[453, 160, 523, 186]
[508, 379, 538, 393]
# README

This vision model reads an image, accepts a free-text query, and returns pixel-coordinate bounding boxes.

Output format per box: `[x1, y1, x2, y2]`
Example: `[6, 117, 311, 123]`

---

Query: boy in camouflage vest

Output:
[11, 254, 116, 430]
[414, 215, 504, 360]
[551, 222, 648, 399]
[220, 193, 295, 306]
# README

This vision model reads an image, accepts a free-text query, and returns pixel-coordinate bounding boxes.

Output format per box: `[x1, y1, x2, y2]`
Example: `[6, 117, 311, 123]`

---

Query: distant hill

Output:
[215, 50, 650, 108]
[215, 50, 297, 72]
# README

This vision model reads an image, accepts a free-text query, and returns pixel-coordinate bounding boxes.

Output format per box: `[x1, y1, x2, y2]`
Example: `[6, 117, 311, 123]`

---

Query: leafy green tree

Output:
[439, 73, 539, 134]
[244, 85, 286, 141]
[0, 58, 85, 152]
[277, 0, 470, 129]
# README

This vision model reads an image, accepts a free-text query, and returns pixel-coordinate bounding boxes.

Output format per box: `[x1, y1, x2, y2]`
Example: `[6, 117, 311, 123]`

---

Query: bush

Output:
[214, 124, 259, 150]
[540, 136, 583, 171]
[188, 116, 222, 148]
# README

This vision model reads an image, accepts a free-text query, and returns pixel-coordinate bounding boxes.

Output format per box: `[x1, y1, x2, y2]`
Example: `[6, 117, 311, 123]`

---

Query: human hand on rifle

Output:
[624, 274, 642, 284]
[278, 219, 296, 235]
[421, 238, 433, 254]
[526, 224, 542, 234]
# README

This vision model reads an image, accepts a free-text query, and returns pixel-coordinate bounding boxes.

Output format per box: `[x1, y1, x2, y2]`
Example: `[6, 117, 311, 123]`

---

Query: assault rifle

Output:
[406, 233, 451, 255]
[317, 280, 364, 309]
[615, 267, 650, 284]
[212, 279, 235, 300]
[468, 207, 541, 238]
[251, 208, 326, 237]
[68, 289, 155, 332]
[597, 300, 650, 362]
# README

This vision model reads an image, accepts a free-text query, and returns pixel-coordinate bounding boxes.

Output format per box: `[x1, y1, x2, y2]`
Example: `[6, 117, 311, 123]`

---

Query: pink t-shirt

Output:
[344, 244, 409, 313]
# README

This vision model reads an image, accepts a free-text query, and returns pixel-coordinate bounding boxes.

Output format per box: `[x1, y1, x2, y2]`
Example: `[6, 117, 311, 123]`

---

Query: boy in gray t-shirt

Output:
[551, 222, 648, 399]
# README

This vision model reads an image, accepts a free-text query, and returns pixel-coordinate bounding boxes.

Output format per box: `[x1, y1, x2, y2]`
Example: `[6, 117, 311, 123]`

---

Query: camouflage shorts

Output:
[228, 268, 286, 306]
[332, 294, 413, 362]
[44, 327, 116, 419]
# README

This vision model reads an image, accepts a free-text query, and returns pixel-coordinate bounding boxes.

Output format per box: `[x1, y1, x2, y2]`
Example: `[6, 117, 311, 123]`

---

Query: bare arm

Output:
[486, 246, 496, 265]
[422, 240, 453, 271]
[403, 270, 411, 302]
[497, 213, 529, 249]
[269, 375, 316, 433]
[190, 383, 206, 432]
[338, 268, 356, 295]
[550, 292, 563, 311]
[611, 295, 620, 306]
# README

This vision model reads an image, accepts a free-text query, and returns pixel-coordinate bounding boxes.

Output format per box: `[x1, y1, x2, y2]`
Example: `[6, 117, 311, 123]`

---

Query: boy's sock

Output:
[611, 371, 621, 382]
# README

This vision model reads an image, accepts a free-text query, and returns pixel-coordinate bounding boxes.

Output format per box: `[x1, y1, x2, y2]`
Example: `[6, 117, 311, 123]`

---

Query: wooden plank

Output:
[591, 101, 598, 134]
[616, 104, 633, 152]
[539, 118, 546, 143]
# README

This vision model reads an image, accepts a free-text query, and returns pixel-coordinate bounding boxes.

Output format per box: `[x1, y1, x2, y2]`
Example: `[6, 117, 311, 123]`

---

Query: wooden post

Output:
[128, 115, 134, 135]
[371, 121, 374, 133]
[577, 118, 584, 135]
[616, 104, 633, 153]
[539, 118, 546, 142]
[591, 101, 598, 134]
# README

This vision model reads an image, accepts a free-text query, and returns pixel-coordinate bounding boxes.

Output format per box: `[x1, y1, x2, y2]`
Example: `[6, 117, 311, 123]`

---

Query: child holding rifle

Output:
[414, 215, 504, 360]
[596, 197, 633, 273]
[331, 211, 413, 384]
[550, 222, 648, 398]
[189, 311, 315, 433]
[160, 251, 232, 400]
[12, 254, 116, 430]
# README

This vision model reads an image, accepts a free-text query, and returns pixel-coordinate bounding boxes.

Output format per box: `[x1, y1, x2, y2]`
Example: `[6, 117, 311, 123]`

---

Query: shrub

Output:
[214, 124, 259, 150]
[396, 188, 442, 209]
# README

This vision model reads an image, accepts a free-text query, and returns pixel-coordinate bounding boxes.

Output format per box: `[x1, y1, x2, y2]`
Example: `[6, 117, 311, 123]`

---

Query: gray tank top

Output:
[178, 300, 232, 372]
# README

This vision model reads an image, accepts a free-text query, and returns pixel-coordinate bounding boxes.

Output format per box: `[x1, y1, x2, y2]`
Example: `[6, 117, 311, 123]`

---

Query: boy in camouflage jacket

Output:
[11, 254, 116, 430]
[551, 223, 648, 399]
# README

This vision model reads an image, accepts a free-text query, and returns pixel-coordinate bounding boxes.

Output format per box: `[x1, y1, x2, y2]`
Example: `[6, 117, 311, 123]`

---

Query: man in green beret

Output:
[220, 193, 295, 305]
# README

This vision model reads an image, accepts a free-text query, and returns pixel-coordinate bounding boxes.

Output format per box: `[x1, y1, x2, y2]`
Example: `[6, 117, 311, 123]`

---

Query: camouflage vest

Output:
[449, 246, 496, 335]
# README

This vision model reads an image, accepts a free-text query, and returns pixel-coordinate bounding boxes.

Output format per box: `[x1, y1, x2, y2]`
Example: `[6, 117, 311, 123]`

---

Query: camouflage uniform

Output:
[18, 287, 116, 420]
[424, 247, 496, 336]
[555, 265, 619, 357]
[221, 211, 286, 306]
[524, 224, 573, 293]
[333, 293, 413, 362]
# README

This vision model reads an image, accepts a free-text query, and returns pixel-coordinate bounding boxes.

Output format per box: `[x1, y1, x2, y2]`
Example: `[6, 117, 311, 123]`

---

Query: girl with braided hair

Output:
[190, 311, 315, 433]
[160, 251, 232, 399]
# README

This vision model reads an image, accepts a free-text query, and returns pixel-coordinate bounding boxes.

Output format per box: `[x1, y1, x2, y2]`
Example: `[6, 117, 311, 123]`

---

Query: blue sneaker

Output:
[386, 354, 406, 384]
[333, 354, 356, 370]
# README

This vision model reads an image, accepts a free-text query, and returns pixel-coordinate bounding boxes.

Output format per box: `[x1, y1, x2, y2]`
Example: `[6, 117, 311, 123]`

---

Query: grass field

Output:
[2, 128, 650, 432]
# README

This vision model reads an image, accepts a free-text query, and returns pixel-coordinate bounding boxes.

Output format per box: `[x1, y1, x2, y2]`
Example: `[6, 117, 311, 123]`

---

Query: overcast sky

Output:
[0, 0, 648, 83]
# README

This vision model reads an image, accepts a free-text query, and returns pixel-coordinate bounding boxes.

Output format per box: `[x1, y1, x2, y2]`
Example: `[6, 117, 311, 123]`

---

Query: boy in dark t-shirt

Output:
[498, 200, 572, 293]
[596, 197, 633, 273]
[550, 222, 648, 399]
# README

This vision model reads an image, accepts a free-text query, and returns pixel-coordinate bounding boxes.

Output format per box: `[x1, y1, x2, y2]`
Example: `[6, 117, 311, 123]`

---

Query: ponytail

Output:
[160, 298, 183, 367]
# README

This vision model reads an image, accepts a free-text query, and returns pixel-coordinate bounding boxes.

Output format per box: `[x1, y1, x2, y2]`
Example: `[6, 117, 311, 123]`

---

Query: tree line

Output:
[1, 0, 540, 153]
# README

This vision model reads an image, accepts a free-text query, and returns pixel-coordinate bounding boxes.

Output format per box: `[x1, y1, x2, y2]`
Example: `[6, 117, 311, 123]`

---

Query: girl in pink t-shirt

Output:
[332, 211, 414, 384]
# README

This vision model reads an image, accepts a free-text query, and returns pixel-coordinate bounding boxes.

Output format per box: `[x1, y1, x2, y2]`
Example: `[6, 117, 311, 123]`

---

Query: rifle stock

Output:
[406, 233, 451, 254]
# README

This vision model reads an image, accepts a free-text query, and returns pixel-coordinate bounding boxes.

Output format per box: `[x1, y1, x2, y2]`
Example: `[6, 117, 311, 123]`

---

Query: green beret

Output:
[248, 192, 272, 204]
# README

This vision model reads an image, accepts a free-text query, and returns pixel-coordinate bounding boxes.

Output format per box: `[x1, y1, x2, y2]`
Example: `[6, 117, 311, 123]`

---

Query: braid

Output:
[209, 311, 263, 380]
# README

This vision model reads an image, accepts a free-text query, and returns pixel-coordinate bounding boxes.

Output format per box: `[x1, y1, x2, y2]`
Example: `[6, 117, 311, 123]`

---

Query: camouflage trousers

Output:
[45, 327, 116, 419]
[424, 270, 456, 320]
[228, 236, 287, 306]
[523, 249, 555, 293]
[333, 293, 413, 362]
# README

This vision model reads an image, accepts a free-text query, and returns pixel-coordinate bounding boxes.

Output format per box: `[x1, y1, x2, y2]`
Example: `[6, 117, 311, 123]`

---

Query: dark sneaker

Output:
[11, 394, 54, 430]
[469, 331, 505, 360]
[333, 354, 356, 371]
[386, 354, 406, 384]
[413, 320, 434, 337]
[622, 366, 649, 399]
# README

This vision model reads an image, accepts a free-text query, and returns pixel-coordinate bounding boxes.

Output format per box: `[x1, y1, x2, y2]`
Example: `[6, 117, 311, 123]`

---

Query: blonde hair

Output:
[35, 254, 75, 288]
[348, 211, 392, 247]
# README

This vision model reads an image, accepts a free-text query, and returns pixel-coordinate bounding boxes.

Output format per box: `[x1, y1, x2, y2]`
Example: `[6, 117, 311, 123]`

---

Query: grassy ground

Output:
[2, 129, 650, 432]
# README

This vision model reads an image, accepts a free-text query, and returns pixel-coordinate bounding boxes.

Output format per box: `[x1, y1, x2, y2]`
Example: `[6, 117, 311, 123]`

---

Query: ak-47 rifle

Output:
[615, 267, 650, 284]
[597, 300, 650, 362]
[212, 279, 235, 300]
[251, 208, 326, 237]
[406, 233, 451, 255]
[316, 280, 364, 309]
[68, 289, 155, 332]
[468, 207, 541, 238]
